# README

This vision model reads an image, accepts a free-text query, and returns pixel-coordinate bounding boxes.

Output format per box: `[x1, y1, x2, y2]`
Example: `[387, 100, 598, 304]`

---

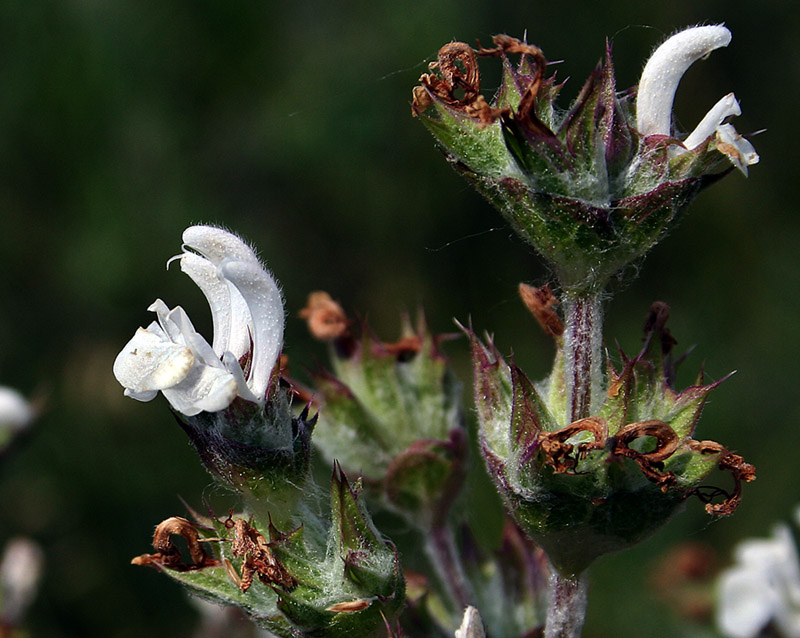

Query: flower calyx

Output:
[467, 302, 755, 575]
[303, 294, 466, 530]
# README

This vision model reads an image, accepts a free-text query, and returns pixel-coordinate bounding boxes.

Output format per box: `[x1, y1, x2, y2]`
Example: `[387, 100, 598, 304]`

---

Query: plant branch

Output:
[425, 524, 475, 615]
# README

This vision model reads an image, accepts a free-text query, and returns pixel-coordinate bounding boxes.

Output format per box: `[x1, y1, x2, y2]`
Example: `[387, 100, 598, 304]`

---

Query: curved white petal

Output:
[181, 227, 259, 358]
[180, 252, 233, 355]
[637, 25, 731, 137]
[683, 92, 741, 150]
[182, 225, 261, 267]
[113, 327, 194, 395]
[220, 259, 284, 400]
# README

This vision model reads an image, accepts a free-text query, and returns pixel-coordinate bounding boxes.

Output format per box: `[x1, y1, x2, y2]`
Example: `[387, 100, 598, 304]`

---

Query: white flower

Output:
[113, 226, 284, 417]
[455, 606, 485, 638]
[637, 25, 759, 174]
[0, 387, 34, 433]
[717, 523, 800, 638]
[0, 537, 43, 625]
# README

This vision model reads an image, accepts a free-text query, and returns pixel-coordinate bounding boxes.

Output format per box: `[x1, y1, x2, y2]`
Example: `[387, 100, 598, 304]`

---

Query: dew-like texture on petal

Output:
[0, 387, 34, 431]
[683, 92, 741, 149]
[717, 124, 760, 175]
[637, 25, 731, 137]
[220, 259, 284, 400]
[180, 251, 234, 355]
[180, 234, 255, 360]
[117, 226, 285, 415]
[182, 225, 260, 267]
[113, 327, 194, 394]
[161, 364, 238, 416]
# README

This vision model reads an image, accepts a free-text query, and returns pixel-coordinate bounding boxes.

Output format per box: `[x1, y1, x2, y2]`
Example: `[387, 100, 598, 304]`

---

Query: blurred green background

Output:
[0, 0, 795, 635]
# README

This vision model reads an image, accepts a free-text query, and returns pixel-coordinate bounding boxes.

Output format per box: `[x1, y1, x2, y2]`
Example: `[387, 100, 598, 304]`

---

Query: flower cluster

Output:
[412, 26, 758, 291]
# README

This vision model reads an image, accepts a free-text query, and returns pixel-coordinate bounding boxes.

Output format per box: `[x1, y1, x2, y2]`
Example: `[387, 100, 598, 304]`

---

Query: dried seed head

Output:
[300, 291, 350, 341]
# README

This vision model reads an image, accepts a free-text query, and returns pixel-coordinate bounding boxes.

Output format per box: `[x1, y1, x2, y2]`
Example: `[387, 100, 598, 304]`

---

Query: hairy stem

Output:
[425, 524, 474, 614]
[563, 293, 603, 422]
[544, 570, 588, 638]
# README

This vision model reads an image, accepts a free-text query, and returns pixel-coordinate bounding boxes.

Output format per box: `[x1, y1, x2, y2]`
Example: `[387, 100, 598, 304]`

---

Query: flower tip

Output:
[181, 225, 260, 266]
[637, 24, 733, 138]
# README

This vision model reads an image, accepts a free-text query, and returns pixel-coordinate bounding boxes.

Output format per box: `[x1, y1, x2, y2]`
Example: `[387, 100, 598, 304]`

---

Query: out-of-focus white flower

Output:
[0, 387, 34, 433]
[717, 522, 800, 637]
[455, 606, 485, 638]
[0, 537, 44, 625]
[113, 226, 284, 417]
[637, 25, 759, 174]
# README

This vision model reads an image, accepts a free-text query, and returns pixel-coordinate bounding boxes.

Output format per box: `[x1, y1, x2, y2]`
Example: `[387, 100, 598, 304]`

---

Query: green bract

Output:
[310, 315, 466, 530]
[467, 304, 755, 576]
[133, 467, 404, 638]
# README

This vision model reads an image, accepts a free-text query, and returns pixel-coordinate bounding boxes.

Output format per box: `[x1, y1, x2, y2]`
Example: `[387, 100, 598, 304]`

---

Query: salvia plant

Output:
[115, 24, 758, 638]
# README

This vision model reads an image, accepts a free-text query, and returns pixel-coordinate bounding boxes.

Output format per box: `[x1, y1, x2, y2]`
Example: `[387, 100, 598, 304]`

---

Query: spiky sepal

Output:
[131, 465, 404, 637]
[468, 308, 755, 576]
[311, 316, 466, 530]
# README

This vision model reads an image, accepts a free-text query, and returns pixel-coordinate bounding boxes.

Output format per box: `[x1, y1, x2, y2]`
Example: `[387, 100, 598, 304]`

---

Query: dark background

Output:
[0, 1, 795, 636]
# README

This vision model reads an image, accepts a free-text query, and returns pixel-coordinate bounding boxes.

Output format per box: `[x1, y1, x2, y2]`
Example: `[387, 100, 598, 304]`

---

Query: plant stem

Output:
[563, 293, 603, 422]
[544, 570, 588, 638]
[544, 569, 587, 638]
[425, 524, 474, 614]
[548, 292, 601, 636]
